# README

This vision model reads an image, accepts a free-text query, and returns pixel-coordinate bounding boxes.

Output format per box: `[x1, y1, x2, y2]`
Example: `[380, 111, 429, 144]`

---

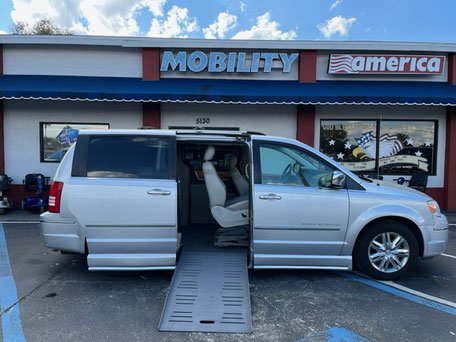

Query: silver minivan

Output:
[40, 129, 449, 280]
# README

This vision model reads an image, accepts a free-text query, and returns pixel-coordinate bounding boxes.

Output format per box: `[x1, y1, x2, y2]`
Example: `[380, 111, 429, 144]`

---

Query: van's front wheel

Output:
[355, 221, 419, 280]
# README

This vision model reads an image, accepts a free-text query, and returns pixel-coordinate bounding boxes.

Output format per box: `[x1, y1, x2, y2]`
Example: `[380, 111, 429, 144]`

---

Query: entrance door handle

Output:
[259, 194, 282, 200]
[147, 189, 171, 196]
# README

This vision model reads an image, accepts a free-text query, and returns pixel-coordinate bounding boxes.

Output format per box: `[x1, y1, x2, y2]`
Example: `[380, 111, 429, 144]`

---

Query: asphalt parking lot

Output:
[1, 213, 455, 342]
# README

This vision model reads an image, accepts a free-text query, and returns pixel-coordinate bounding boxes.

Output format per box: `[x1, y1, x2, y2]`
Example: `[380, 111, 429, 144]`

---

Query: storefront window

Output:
[379, 121, 436, 174]
[320, 120, 377, 172]
[319, 119, 437, 175]
[40, 122, 109, 162]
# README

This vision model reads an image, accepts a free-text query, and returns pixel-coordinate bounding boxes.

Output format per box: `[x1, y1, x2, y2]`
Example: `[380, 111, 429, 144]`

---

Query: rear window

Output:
[72, 135, 174, 179]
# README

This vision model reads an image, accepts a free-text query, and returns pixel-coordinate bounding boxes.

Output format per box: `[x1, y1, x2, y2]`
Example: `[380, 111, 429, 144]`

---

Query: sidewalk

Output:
[443, 211, 456, 224]
[0, 209, 40, 222]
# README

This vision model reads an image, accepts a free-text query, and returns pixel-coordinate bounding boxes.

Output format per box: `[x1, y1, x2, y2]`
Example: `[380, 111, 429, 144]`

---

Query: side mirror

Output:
[331, 171, 346, 189]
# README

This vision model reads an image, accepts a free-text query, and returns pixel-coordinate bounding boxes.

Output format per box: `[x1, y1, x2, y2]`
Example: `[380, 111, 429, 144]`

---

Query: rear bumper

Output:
[422, 214, 449, 258]
[39, 212, 85, 254]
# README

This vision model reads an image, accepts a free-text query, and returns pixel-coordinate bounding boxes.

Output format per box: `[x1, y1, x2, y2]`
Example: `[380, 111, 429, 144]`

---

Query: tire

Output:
[39, 205, 46, 214]
[0, 209, 5, 215]
[355, 220, 419, 280]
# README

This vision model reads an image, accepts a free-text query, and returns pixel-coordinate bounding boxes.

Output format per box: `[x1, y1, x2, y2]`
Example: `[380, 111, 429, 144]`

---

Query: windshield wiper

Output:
[358, 175, 373, 183]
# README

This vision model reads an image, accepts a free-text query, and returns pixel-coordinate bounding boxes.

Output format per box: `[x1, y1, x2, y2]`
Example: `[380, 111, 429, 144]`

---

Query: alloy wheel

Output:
[368, 232, 410, 273]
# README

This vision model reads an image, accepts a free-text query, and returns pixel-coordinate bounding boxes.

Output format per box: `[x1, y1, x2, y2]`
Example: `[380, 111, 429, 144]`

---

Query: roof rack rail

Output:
[170, 126, 266, 135]
[169, 126, 242, 131]
[244, 131, 266, 136]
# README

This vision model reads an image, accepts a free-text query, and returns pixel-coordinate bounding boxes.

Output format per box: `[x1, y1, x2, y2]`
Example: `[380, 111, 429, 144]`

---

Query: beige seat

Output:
[202, 146, 249, 228]
[229, 155, 249, 196]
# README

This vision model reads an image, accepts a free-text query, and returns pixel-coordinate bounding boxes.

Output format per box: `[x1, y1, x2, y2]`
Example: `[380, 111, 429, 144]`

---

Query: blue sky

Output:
[0, 0, 455, 42]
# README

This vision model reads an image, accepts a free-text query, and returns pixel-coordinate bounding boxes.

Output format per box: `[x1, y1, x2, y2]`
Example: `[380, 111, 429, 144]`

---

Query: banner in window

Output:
[319, 120, 437, 175]
[41, 122, 109, 162]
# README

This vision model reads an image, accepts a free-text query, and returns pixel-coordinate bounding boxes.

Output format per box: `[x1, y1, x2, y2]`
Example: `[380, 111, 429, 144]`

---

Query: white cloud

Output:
[203, 12, 237, 39]
[329, 0, 342, 11]
[142, 0, 167, 16]
[148, 5, 198, 38]
[318, 15, 356, 39]
[11, 0, 80, 31]
[240, 2, 246, 12]
[232, 12, 296, 40]
[79, 1, 138, 35]
[0, 30, 7, 35]
[10, 0, 168, 36]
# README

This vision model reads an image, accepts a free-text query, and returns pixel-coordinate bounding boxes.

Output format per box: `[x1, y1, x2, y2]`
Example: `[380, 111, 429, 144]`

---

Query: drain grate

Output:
[158, 250, 251, 333]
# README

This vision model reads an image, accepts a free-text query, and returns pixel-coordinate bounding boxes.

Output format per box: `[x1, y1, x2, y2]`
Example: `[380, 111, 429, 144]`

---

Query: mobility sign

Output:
[328, 54, 445, 74]
[160, 51, 299, 73]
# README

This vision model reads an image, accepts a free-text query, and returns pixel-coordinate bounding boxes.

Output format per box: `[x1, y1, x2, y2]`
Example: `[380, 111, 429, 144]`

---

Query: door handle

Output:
[259, 194, 282, 200]
[147, 189, 171, 196]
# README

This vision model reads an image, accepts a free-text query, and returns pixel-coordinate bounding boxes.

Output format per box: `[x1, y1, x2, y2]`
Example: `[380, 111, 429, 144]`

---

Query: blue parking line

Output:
[339, 272, 456, 316]
[0, 223, 26, 342]
[299, 327, 369, 341]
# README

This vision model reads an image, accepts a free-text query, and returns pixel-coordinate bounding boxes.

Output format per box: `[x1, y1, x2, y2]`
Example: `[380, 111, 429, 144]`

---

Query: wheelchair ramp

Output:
[159, 250, 251, 333]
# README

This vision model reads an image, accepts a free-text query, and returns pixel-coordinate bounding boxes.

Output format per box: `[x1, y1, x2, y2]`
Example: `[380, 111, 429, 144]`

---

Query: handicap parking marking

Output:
[299, 327, 369, 342]
[379, 279, 456, 309]
[0, 223, 26, 342]
[339, 272, 456, 316]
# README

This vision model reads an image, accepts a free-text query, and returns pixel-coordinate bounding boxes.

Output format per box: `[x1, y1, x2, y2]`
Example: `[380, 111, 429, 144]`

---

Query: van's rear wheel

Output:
[355, 221, 419, 280]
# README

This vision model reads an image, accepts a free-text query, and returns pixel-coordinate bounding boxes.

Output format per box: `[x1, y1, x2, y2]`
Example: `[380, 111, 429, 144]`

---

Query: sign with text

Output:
[160, 51, 299, 73]
[328, 54, 445, 75]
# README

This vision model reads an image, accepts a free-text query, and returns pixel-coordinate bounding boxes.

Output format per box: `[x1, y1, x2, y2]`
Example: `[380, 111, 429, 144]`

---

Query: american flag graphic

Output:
[328, 54, 356, 74]
[355, 131, 404, 159]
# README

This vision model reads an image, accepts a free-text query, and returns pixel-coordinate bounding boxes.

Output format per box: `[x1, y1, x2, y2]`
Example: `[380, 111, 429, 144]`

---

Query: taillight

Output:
[49, 181, 64, 213]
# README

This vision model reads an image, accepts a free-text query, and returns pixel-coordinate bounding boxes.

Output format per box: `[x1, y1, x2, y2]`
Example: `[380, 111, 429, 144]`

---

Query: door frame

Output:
[250, 138, 353, 269]
[71, 132, 179, 270]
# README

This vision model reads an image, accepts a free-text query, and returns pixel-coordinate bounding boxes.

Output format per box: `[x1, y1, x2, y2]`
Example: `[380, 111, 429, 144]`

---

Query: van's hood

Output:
[359, 179, 432, 201]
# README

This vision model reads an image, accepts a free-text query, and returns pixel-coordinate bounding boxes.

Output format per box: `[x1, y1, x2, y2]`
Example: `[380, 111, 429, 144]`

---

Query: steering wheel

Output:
[280, 162, 307, 186]
[282, 162, 312, 186]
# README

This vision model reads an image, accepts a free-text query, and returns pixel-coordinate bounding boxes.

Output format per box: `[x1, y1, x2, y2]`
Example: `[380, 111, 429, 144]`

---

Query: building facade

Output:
[0, 36, 455, 209]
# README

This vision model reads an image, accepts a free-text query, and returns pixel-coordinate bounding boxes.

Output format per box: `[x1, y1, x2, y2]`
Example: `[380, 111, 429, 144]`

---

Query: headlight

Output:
[427, 200, 441, 217]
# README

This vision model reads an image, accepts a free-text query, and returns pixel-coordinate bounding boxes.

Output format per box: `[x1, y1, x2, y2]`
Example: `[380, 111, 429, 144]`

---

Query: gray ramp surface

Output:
[159, 250, 251, 333]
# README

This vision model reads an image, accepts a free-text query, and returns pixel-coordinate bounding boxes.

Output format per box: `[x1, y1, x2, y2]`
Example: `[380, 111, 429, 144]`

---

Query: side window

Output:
[86, 136, 171, 179]
[257, 142, 335, 188]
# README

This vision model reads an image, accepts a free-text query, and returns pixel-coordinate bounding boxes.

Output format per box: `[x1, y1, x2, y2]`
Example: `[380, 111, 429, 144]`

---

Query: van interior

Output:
[176, 140, 251, 262]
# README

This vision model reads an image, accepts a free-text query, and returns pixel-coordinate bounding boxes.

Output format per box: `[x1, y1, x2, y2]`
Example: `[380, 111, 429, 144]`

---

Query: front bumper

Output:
[422, 214, 449, 258]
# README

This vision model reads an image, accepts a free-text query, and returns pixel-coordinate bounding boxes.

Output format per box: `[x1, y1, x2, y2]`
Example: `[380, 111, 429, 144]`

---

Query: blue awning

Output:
[0, 75, 456, 105]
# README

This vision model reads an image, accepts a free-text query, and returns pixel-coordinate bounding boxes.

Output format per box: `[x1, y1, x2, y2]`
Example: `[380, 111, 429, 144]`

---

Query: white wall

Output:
[4, 100, 142, 184]
[3, 45, 142, 78]
[161, 103, 297, 139]
[314, 105, 447, 187]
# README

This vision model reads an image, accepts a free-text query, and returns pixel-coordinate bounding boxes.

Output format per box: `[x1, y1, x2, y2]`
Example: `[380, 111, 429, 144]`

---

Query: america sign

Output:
[328, 54, 445, 75]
